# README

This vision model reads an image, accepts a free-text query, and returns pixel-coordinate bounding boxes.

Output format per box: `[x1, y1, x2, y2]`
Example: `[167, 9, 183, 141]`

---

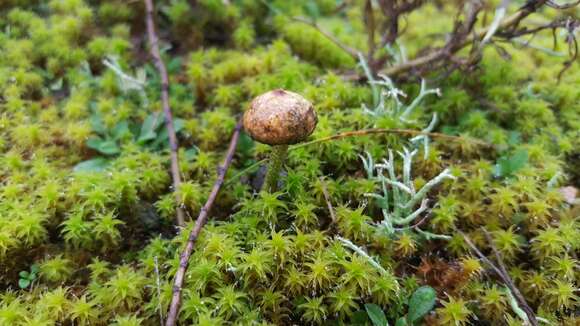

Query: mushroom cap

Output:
[243, 89, 317, 145]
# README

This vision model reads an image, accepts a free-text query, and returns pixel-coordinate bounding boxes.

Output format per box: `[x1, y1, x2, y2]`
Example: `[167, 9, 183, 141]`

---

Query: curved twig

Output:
[144, 0, 186, 226]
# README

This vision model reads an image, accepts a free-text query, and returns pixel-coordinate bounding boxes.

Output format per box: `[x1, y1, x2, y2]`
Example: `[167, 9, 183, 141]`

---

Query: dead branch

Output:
[379, 0, 573, 77]
[557, 18, 579, 80]
[165, 120, 243, 326]
[282, 0, 577, 79]
[377, 0, 425, 49]
[144, 0, 186, 226]
[461, 229, 538, 326]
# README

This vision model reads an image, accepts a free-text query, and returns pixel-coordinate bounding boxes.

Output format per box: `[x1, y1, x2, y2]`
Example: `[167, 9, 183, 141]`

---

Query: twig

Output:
[291, 16, 359, 59]
[260, 0, 358, 60]
[319, 177, 337, 224]
[144, 0, 185, 226]
[380, 0, 568, 77]
[293, 128, 492, 149]
[481, 229, 537, 326]
[165, 120, 243, 326]
[460, 229, 538, 326]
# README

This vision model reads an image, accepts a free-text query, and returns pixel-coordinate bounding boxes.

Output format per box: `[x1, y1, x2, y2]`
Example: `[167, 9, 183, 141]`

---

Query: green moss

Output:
[0, 0, 579, 325]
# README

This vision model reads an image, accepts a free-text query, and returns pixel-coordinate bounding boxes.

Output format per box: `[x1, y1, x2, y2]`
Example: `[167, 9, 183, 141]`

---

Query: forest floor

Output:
[0, 1, 579, 325]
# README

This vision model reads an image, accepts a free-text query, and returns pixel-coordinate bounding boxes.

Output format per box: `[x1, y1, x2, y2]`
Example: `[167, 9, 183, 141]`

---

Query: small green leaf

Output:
[303, 1, 320, 22]
[73, 157, 111, 173]
[30, 264, 40, 274]
[351, 310, 370, 325]
[86, 138, 120, 155]
[395, 317, 408, 326]
[237, 132, 255, 158]
[138, 112, 162, 143]
[19, 271, 29, 279]
[408, 286, 436, 323]
[167, 57, 182, 74]
[112, 120, 130, 140]
[173, 118, 185, 133]
[493, 149, 528, 178]
[18, 278, 30, 289]
[185, 147, 199, 161]
[365, 303, 388, 326]
[89, 114, 107, 135]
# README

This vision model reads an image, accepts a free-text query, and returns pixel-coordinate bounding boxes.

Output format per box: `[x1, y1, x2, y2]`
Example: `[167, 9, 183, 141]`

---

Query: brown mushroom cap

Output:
[243, 89, 317, 145]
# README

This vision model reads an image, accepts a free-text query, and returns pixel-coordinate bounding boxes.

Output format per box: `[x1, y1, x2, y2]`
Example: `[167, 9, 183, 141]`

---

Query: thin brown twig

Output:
[292, 16, 359, 59]
[319, 177, 337, 224]
[165, 120, 243, 326]
[293, 128, 493, 150]
[460, 229, 538, 326]
[144, 0, 185, 226]
[481, 228, 538, 326]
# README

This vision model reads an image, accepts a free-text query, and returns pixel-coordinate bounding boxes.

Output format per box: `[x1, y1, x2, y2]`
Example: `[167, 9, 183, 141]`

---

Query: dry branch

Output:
[165, 120, 243, 326]
[380, 0, 562, 77]
[144, 0, 186, 226]
[292, 0, 577, 79]
[461, 229, 538, 326]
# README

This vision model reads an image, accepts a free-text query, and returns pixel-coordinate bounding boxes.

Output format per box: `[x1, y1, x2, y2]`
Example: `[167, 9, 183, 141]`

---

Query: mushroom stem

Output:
[264, 145, 288, 192]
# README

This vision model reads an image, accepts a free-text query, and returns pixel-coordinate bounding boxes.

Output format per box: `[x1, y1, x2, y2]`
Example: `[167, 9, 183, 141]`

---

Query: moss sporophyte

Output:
[243, 89, 317, 192]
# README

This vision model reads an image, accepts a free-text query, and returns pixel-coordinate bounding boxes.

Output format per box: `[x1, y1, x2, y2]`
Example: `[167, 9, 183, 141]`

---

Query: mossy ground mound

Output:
[0, 1, 579, 325]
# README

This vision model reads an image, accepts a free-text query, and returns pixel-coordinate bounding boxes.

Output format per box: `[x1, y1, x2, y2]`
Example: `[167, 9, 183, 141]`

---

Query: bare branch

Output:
[144, 0, 186, 226]
[460, 229, 538, 326]
[380, 0, 568, 77]
[165, 120, 243, 326]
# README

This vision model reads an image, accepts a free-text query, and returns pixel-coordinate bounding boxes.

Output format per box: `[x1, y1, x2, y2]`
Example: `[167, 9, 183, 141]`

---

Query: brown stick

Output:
[460, 229, 538, 326]
[144, 0, 185, 226]
[165, 120, 243, 326]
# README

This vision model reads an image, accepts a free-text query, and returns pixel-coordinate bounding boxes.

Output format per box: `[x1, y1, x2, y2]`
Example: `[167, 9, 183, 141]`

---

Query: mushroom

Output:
[243, 89, 317, 191]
